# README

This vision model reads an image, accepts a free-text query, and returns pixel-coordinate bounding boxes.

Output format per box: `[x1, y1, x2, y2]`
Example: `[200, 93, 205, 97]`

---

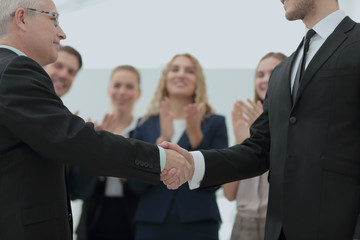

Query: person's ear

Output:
[13, 8, 27, 31]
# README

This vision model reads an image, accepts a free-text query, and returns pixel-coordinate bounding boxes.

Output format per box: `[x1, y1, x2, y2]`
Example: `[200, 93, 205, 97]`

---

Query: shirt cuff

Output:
[158, 146, 166, 171]
[188, 151, 205, 190]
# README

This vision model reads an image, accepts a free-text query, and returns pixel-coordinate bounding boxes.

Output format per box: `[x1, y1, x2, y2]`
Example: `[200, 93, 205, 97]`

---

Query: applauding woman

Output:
[128, 53, 228, 240]
[223, 52, 286, 240]
[70, 65, 142, 240]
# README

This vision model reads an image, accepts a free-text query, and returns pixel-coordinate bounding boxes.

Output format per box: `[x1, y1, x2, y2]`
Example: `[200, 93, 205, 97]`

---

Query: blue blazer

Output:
[128, 114, 228, 223]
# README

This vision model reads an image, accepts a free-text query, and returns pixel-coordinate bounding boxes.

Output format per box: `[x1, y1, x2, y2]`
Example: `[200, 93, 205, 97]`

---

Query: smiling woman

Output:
[126, 53, 228, 240]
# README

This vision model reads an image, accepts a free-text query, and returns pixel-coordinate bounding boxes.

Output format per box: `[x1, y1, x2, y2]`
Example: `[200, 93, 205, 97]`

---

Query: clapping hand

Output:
[88, 113, 117, 132]
[156, 98, 174, 144]
[160, 141, 194, 189]
[184, 103, 204, 149]
[232, 99, 263, 144]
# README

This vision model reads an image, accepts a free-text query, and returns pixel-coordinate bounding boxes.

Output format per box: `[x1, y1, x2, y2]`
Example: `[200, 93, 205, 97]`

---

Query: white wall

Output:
[55, 0, 360, 70]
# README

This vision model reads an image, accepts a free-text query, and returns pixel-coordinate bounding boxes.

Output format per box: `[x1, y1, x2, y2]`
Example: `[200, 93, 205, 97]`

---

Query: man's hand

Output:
[160, 142, 194, 189]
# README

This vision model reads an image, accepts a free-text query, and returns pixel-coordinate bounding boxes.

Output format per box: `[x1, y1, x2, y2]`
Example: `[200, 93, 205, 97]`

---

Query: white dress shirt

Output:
[189, 10, 347, 189]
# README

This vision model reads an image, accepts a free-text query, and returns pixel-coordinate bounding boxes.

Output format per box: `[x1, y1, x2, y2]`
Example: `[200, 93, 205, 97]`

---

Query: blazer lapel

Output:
[177, 130, 190, 149]
[293, 17, 356, 105]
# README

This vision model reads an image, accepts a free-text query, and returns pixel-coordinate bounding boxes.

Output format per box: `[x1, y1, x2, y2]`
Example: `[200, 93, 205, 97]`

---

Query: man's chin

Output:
[55, 88, 65, 97]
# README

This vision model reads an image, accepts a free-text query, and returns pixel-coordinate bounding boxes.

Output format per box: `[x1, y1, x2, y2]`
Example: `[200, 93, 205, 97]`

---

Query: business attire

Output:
[0, 48, 161, 240]
[191, 11, 360, 240]
[70, 118, 139, 240]
[354, 214, 360, 240]
[128, 114, 228, 240]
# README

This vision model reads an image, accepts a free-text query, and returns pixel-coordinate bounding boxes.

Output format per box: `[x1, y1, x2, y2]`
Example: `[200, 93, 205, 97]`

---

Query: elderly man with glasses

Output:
[0, 1, 193, 239]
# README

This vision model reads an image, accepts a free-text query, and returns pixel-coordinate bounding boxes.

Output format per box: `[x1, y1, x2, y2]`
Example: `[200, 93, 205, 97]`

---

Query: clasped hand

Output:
[160, 142, 194, 190]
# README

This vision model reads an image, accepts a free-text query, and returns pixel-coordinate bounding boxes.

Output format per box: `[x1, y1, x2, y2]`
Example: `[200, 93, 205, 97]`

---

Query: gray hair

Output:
[0, 0, 41, 37]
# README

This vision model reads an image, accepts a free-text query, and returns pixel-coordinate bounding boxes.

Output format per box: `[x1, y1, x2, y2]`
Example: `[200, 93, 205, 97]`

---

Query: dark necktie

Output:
[292, 29, 316, 102]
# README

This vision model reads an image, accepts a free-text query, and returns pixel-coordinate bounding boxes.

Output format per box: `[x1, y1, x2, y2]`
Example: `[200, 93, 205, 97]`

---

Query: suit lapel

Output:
[177, 130, 190, 149]
[293, 17, 356, 105]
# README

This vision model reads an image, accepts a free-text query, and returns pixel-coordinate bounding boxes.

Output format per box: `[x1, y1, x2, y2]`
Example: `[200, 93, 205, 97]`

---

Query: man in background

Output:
[44, 45, 82, 97]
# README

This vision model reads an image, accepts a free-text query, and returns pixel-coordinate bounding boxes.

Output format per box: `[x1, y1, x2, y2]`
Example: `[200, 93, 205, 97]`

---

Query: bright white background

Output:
[53, 1, 360, 239]
[54, 0, 360, 69]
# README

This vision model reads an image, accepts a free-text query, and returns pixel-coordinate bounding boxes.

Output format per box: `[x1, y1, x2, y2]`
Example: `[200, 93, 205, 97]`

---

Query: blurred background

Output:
[52, 1, 360, 239]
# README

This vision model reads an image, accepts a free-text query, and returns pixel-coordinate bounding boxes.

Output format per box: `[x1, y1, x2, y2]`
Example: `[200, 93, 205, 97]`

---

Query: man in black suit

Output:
[0, 0, 192, 239]
[161, 0, 360, 239]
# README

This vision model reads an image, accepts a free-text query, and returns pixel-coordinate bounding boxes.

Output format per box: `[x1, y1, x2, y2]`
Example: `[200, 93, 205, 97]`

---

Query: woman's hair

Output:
[254, 52, 287, 103]
[110, 65, 141, 86]
[142, 53, 214, 123]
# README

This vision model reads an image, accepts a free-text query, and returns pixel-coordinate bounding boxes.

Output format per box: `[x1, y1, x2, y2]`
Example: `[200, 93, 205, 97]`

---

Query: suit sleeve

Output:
[0, 56, 161, 184]
[126, 121, 155, 194]
[193, 115, 228, 191]
[200, 100, 270, 188]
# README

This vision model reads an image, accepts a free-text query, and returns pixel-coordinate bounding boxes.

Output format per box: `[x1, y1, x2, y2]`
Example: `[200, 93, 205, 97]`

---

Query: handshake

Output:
[159, 142, 195, 190]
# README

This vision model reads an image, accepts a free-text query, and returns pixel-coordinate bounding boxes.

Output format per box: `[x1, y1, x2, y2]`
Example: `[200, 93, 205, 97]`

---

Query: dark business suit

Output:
[354, 213, 360, 239]
[198, 17, 360, 240]
[128, 115, 228, 240]
[0, 49, 160, 240]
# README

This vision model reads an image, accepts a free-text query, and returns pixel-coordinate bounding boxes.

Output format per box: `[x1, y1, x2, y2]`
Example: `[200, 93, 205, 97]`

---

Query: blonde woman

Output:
[128, 53, 228, 240]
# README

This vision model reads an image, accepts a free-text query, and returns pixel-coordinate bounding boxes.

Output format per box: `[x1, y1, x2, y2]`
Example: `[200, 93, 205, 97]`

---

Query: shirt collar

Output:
[121, 117, 138, 137]
[305, 10, 346, 40]
[0, 45, 27, 56]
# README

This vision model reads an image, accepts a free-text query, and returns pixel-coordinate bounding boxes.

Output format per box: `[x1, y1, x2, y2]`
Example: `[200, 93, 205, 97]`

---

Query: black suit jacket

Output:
[199, 17, 360, 240]
[0, 49, 160, 240]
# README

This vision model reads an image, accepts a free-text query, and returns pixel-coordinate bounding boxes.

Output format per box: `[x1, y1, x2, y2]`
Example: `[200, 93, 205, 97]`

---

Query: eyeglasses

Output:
[10, 8, 59, 27]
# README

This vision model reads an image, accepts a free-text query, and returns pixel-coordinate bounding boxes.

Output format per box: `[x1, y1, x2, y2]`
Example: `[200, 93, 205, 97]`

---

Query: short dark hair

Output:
[59, 45, 83, 70]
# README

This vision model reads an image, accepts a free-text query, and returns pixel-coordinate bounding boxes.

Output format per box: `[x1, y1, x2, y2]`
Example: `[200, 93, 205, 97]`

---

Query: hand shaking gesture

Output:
[160, 141, 195, 190]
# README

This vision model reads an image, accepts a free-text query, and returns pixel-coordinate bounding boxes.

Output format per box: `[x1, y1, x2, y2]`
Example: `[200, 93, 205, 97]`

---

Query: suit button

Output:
[289, 116, 297, 124]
